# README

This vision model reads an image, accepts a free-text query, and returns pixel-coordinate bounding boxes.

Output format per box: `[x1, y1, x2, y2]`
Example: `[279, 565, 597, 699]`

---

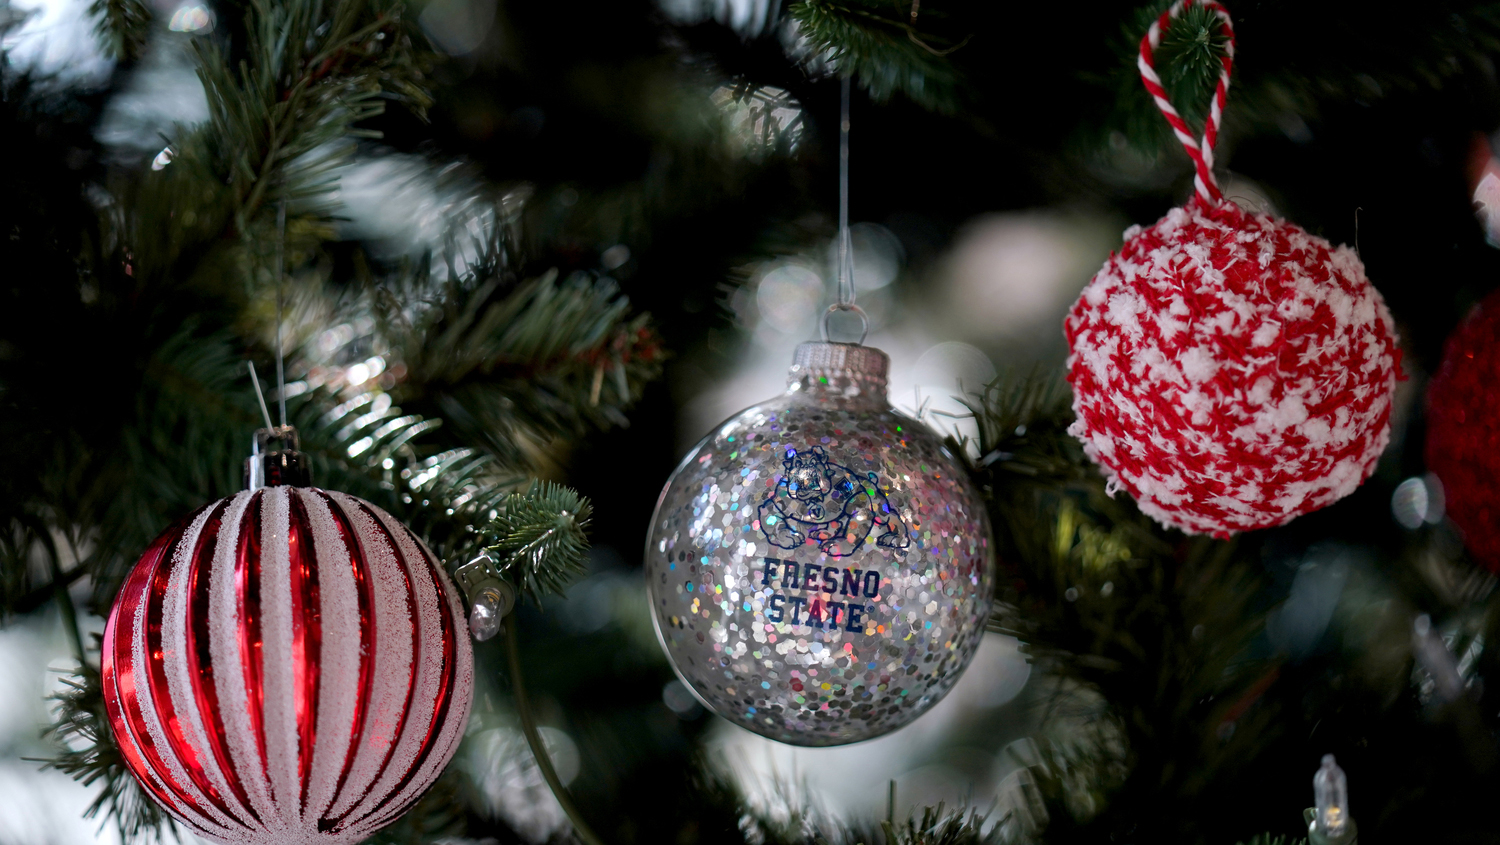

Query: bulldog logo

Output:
[758, 446, 909, 557]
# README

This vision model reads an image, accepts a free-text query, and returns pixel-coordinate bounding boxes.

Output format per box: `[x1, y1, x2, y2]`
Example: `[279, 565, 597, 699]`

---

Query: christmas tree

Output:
[2, 0, 1499, 842]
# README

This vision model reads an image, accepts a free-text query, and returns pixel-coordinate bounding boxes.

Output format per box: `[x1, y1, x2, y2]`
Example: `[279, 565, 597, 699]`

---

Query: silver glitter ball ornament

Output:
[645, 341, 994, 746]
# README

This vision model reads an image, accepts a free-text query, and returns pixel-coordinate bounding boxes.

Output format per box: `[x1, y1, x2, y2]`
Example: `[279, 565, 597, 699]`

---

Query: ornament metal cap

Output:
[787, 341, 888, 402]
[244, 425, 312, 490]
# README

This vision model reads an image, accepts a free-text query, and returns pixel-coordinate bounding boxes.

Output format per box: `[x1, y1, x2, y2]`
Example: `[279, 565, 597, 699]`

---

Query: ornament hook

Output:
[275, 198, 288, 428]
[1138, 0, 1236, 203]
[818, 76, 866, 346]
[836, 75, 856, 311]
[820, 302, 869, 345]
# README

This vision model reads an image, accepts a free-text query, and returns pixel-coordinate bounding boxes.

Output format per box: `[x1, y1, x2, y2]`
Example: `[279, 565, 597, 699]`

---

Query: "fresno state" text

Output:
[759, 556, 880, 631]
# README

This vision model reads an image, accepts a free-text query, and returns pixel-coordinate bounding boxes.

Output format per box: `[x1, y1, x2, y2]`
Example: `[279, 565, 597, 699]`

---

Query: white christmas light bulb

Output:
[453, 550, 515, 642]
[469, 587, 505, 641]
[1314, 754, 1349, 837]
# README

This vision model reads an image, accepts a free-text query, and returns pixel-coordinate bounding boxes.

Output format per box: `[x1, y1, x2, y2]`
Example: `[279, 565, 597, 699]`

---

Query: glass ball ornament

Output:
[101, 427, 474, 845]
[645, 341, 994, 746]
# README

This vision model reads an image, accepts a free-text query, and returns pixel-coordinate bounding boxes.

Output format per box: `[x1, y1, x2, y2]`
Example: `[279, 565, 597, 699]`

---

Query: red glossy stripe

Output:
[186, 500, 261, 824]
[314, 490, 378, 831]
[335, 499, 420, 823]
[287, 491, 321, 814]
[103, 489, 473, 843]
[104, 523, 185, 816]
[142, 501, 243, 824]
[119, 515, 226, 832]
[236, 492, 270, 800]
[356, 546, 461, 827]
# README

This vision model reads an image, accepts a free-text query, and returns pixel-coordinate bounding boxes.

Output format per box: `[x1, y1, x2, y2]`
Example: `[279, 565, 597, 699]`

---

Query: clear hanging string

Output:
[822, 75, 869, 345]
[274, 198, 288, 427]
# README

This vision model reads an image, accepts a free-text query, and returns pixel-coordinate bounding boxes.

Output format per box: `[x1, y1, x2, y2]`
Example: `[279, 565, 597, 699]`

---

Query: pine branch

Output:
[1099, 1, 1235, 157]
[483, 481, 592, 604]
[36, 647, 179, 844]
[1236, 835, 1308, 845]
[961, 370, 1284, 839]
[1090, 1, 1500, 161]
[880, 803, 1004, 845]
[372, 247, 664, 466]
[787, 0, 965, 110]
[89, 0, 151, 62]
[958, 369, 1083, 486]
[283, 384, 525, 565]
[121, 0, 433, 288]
[193, 0, 432, 232]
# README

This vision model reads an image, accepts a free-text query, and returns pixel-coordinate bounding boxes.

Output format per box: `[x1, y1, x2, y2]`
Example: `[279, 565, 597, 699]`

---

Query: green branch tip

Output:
[481, 480, 593, 603]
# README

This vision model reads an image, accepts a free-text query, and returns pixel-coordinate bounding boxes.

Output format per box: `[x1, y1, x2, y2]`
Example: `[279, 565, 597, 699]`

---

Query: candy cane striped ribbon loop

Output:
[1138, 0, 1236, 203]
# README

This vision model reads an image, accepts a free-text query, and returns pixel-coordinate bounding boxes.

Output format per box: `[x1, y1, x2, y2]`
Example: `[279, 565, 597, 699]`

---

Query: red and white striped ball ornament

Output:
[1065, 0, 1400, 537]
[101, 427, 474, 845]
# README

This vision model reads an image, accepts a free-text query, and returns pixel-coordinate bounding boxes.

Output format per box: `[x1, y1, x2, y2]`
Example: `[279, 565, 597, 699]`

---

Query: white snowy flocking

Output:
[102, 487, 474, 845]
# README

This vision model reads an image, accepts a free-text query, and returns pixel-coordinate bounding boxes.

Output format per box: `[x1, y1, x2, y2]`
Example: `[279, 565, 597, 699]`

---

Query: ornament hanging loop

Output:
[823, 76, 866, 346]
[821, 302, 869, 345]
[1138, 0, 1236, 203]
[836, 75, 855, 310]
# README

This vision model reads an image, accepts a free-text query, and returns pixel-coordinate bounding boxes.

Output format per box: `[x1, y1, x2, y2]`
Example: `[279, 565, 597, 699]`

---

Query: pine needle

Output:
[788, 0, 965, 111]
[880, 803, 1004, 845]
[88, 0, 150, 62]
[36, 650, 179, 844]
[483, 481, 593, 604]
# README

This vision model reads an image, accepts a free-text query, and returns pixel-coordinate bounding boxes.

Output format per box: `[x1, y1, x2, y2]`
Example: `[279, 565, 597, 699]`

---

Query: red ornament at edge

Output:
[1426, 288, 1500, 571]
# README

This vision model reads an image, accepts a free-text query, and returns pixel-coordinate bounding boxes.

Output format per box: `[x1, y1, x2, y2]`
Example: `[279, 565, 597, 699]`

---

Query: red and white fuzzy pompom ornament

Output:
[1064, 0, 1400, 537]
[101, 428, 474, 845]
[1426, 288, 1500, 571]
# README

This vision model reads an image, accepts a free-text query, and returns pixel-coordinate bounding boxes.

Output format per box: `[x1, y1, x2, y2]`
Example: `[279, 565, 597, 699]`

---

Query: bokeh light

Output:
[1392, 474, 1445, 529]
[167, 4, 212, 32]
[466, 725, 581, 841]
[937, 212, 1114, 342]
[420, 0, 497, 56]
[754, 260, 824, 337]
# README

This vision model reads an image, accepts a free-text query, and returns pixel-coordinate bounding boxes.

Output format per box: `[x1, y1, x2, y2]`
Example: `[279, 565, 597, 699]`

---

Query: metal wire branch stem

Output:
[503, 619, 608, 845]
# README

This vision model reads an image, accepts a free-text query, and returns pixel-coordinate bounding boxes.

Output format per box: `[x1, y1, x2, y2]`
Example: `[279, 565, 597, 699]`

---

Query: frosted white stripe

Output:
[258, 488, 301, 824]
[127, 514, 235, 837]
[358, 605, 472, 836]
[109, 601, 208, 834]
[299, 489, 363, 823]
[159, 503, 256, 831]
[112, 488, 474, 845]
[322, 492, 416, 820]
[207, 491, 279, 827]
[343, 507, 457, 827]
[358, 533, 473, 834]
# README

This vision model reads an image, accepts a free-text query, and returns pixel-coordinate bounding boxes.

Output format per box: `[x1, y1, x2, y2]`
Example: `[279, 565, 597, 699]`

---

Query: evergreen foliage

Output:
[37, 654, 178, 843]
[879, 804, 1003, 845]
[484, 481, 594, 604]
[787, 0, 966, 111]
[89, 0, 151, 62]
[6, 0, 1500, 842]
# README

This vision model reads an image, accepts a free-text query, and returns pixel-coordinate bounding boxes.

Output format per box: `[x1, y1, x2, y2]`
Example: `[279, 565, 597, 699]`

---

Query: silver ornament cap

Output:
[243, 425, 312, 490]
[644, 342, 994, 746]
[787, 341, 888, 398]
